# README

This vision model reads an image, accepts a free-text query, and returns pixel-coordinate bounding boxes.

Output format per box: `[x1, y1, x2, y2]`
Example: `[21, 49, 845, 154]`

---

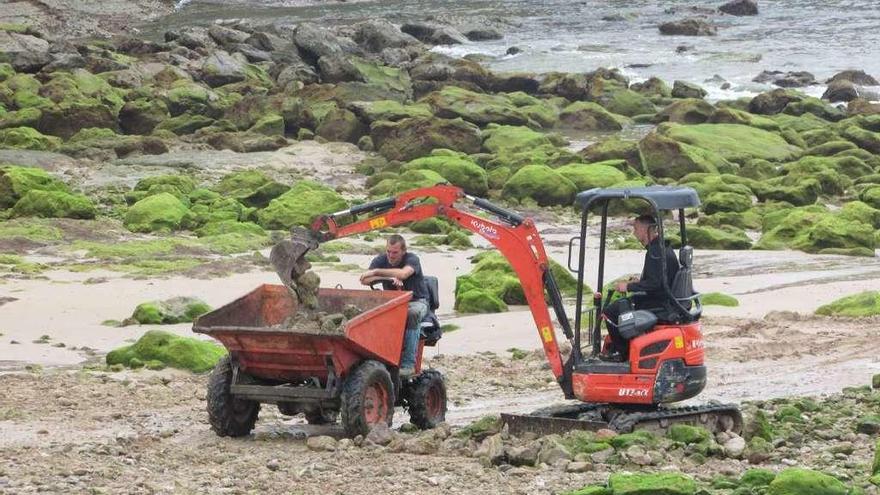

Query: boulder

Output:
[292, 23, 356, 64]
[10, 189, 95, 219]
[421, 86, 530, 126]
[0, 31, 50, 72]
[631, 77, 672, 97]
[207, 25, 250, 47]
[198, 51, 248, 87]
[316, 107, 366, 143]
[0, 126, 61, 150]
[709, 107, 780, 131]
[599, 89, 656, 117]
[667, 424, 712, 444]
[371, 116, 482, 162]
[0, 165, 69, 209]
[703, 191, 752, 214]
[766, 468, 847, 495]
[119, 99, 170, 135]
[688, 225, 752, 250]
[654, 98, 715, 124]
[212, 169, 289, 208]
[608, 472, 698, 495]
[401, 22, 468, 45]
[556, 162, 627, 191]
[464, 28, 503, 41]
[353, 19, 422, 53]
[841, 125, 880, 154]
[638, 130, 731, 180]
[482, 124, 562, 154]
[748, 88, 804, 115]
[557, 101, 624, 131]
[130, 297, 211, 325]
[671, 80, 707, 99]
[348, 100, 432, 123]
[753, 70, 816, 88]
[154, 113, 214, 135]
[816, 291, 880, 317]
[106, 329, 225, 373]
[501, 164, 577, 206]
[826, 70, 879, 86]
[317, 53, 363, 84]
[124, 192, 190, 233]
[659, 18, 717, 36]
[37, 101, 118, 139]
[860, 186, 880, 209]
[579, 137, 643, 172]
[661, 123, 800, 164]
[403, 153, 488, 195]
[257, 180, 347, 230]
[456, 289, 507, 313]
[408, 52, 492, 92]
[719, 0, 759, 16]
[822, 80, 859, 102]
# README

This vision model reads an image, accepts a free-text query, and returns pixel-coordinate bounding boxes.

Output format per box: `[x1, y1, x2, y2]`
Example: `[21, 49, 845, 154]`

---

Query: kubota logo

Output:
[471, 220, 499, 239]
[619, 388, 649, 397]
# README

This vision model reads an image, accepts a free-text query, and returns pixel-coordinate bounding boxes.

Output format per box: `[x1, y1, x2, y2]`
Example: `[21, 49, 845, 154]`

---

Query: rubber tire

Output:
[305, 409, 339, 425]
[206, 356, 260, 437]
[277, 402, 298, 416]
[406, 369, 447, 430]
[340, 360, 394, 437]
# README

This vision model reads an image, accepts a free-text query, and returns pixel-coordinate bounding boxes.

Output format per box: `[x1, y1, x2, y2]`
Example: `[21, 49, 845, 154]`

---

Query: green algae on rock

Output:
[556, 162, 627, 191]
[700, 292, 740, 307]
[765, 468, 847, 495]
[257, 180, 347, 230]
[403, 153, 489, 195]
[371, 116, 482, 162]
[130, 296, 212, 325]
[106, 329, 225, 373]
[815, 291, 880, 317]
[502, 164, 576, 206]
[608, 472, 697, 495]
[124, 192, 190, 233]
[10, 189, 96, 219]
[0, 165, 70, 209]
[0, 126, 61, 150]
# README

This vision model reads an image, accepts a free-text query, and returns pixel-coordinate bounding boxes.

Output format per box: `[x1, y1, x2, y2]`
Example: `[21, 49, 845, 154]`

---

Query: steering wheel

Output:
[368, 277, 400, 291]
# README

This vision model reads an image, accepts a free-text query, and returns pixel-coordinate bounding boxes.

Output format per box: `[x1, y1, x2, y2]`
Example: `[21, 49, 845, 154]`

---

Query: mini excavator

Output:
[270, 184, 742, 436]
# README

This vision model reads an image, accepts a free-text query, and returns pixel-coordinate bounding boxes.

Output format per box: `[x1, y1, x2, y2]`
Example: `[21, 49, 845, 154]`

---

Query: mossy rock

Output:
[777, 156, 851, 196]
[654, 98, 715, 124]
[666, 424, 711, 444]
[703, 191, 752, 214]
[481, 124, 562, 154]
[350, 100, 432, 123]
[212, 169, 289, 208]
[756, 206, 828, 249]
[188, 195, 250, 228]
[106, 329, 226, 373]
[10, 190, 96, 219]
[608, 472, 697, 495]
[579, 137, 644, 173]
[841, 125, 880, 154]
[257, 180, 347, 230]
[859, 186, 880, 210]
[456, 289, 507, 313]
[0, 107, 42, 129]
[774, 404, 803, 423]
[709, 107, 781, 131]
[195, 220, 265, 238]
[873, 439, 880, 475]
[119, 98, 170, 135]
[164, 80, 218, 117]
[556, 162, 627, 191]
[316, 107, 366, 143]
[131, 296, 212, 324]
[370, 116, 482, 162]
[0, 126, 61, 150]
[700, 292, 739, 307]
[124, 192, 190, 233]
[608, 430, 657, 449]
[502, 164, 577, 206]
[0, 165, 69, 209]
[559, 430, 612, 456]
[248, 113, 284, 136]
[792, 215, 876, 256]
[765, 468, 848, 495]
[136, 174, 196, 196]
[740, 468, 777, 488]
[687, 226, 752, 250]
[754, 177, 821, 206]
[661, 123, 800, 164]
[369, 169, 447, 196]
[561, 486, 611, 495]
[600, 89, 656, 117]
[456, 414, 503, 440]
[420, 86, 530, 126]
[154, 112, 215, 135]
[639, 130, 732, 180]
[403, 153, 489, 195]
[558, 101, 625, 131]
[744, 409, 775, 441]
[815, 291, 880, 317]
[487, 144, 580, 174]
[697, 210, 762, 231]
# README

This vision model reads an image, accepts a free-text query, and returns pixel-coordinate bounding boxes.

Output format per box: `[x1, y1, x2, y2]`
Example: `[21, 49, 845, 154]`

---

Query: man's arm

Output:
[626, 247, 665, 294]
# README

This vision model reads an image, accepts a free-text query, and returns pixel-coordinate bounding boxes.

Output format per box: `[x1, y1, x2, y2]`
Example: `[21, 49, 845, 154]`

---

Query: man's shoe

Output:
[598, 351, 626, 363]
[399, 367, 416, 378]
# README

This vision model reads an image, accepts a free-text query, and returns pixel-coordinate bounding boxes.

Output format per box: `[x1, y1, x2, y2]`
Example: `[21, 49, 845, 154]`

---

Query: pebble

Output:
[266, 459, 280, 471]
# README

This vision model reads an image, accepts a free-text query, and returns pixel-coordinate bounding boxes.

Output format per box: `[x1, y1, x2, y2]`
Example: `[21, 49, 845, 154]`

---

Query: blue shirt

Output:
[369, 252, 428, 301]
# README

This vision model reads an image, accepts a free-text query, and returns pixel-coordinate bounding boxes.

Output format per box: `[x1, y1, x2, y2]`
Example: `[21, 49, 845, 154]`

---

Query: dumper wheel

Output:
[406, 370, 447, 430]
[305, 409, 339, 425]
[207, 356, 260, 437]
[341, 360, 394, 437]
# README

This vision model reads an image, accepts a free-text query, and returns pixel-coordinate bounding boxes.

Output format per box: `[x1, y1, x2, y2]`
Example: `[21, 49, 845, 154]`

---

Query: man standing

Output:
[602, 214, 679, 361]
[360, 234, 428, 377]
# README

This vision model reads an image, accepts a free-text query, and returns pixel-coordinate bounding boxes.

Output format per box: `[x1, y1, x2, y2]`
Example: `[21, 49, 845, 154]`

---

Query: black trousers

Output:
[602, 298, 632, 355]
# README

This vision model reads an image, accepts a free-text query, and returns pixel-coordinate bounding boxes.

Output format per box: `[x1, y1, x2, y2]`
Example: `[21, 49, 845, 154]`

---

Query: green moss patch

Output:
[765, 468, 847, 495]
[502, 164, 576, 206]
[0, 165, 70, 209]
[701, 292, 739, 307]
[663, 123, 800, 164]
[257, 180, 347, 230]
[129, 297, 211, 324]
[608, 472, 697, 495]
[124, 192, 190, 233]
[10, 190, 96, 219]
[815, 291, 880, 317]
[105, 330, 225, 373]
[403, 153, 489, 196]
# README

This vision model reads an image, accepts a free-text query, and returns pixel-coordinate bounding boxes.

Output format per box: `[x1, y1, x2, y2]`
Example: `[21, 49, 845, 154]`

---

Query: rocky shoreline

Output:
[2, 2, 880, 494]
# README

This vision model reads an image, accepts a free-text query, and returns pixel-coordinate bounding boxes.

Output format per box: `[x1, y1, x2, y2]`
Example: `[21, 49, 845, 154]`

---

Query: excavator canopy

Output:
[575, 186, 701, 212]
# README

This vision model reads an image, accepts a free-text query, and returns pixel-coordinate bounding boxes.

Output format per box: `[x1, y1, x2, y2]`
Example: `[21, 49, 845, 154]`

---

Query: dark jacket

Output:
[369, 252, 428, 300]
[626, 237, 679, 310]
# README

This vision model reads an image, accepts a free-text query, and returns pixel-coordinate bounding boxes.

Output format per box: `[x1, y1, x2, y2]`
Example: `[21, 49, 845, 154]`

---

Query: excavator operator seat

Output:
[420, 276, 442, 345]
[669, 245, 702, 322]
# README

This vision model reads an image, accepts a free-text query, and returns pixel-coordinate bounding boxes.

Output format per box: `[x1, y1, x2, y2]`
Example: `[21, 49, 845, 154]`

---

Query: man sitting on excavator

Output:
[601, 214, 680, 362]
[360, 234, 428, 378]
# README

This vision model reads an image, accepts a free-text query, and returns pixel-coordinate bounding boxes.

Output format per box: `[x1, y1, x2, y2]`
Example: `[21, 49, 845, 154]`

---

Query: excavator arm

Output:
[302, 185, 576, 398]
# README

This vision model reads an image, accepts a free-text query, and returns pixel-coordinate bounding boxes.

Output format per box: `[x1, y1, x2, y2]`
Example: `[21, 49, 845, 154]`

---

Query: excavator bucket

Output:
[269, 226, 319, 287]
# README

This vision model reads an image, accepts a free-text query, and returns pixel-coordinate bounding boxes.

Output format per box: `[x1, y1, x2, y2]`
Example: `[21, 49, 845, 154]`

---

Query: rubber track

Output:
[609, 403, 743, 434]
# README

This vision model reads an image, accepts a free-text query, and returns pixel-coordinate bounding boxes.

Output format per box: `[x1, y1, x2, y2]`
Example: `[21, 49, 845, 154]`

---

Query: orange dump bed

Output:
[193, 284, 411, 382]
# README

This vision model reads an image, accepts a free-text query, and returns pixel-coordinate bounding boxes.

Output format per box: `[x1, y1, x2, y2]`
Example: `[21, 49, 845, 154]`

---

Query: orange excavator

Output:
[264, 184, 742, 436]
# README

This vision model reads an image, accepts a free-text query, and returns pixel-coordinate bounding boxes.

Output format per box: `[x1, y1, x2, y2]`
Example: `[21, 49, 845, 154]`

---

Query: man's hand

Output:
[359, 269, 376, 284]
[390, 277, 403, 288]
